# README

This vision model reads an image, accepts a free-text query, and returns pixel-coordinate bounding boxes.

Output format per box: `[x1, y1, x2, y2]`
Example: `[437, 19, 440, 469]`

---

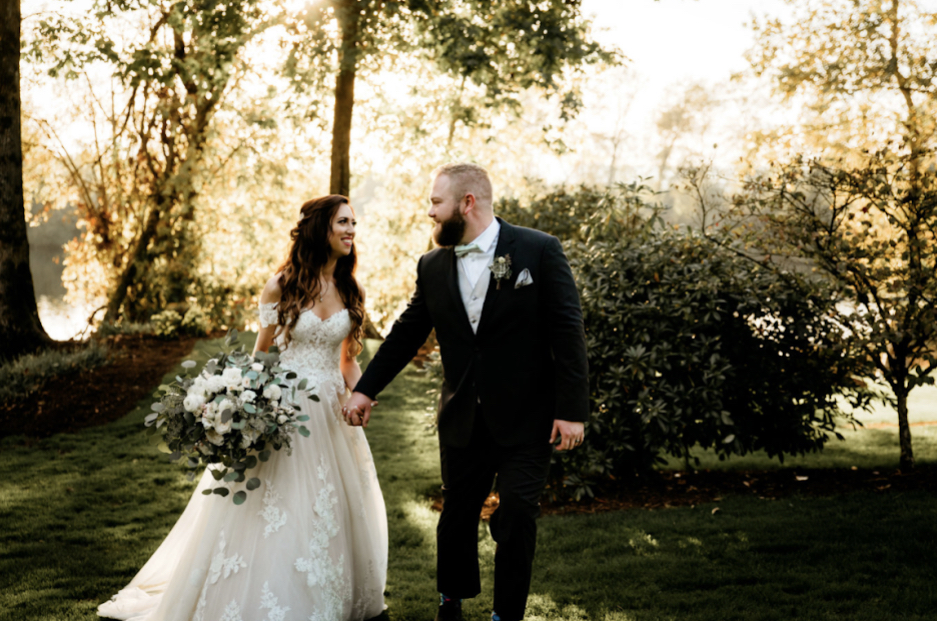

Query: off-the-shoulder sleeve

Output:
[258, 302, 279, 328]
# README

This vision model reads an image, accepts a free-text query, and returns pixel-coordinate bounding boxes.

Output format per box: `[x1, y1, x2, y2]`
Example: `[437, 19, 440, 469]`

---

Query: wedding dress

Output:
[98, 304, 388, 621]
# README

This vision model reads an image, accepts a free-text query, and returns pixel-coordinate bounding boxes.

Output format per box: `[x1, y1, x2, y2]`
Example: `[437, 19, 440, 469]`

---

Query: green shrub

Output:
[556, 230, 875, 498]
[0, 342, 109, 404]
[96, 321, 155, 338]
[180, 305, 210, 336]
[149, 304, 210, 340]
[150, 310, 184, 339]
[494, 184, 874, 499]
[495, 181, 660, 244]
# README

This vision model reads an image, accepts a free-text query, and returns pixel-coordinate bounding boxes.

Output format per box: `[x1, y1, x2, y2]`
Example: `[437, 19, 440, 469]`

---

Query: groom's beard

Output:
[433, 210, 467, 247]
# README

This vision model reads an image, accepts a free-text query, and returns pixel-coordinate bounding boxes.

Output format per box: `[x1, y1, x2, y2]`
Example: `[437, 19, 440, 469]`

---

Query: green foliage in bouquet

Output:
[144, 329, 318, 504]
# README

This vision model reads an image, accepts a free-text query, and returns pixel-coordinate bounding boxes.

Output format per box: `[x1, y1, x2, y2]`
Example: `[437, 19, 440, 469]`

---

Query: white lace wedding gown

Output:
[98, 304, 388, 621]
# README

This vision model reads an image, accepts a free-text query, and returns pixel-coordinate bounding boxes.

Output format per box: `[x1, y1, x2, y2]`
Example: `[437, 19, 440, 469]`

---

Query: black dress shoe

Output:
[434, 599, 464, 621]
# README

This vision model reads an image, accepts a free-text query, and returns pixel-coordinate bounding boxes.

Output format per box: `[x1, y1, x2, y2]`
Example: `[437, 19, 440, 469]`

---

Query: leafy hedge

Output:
[0, 342, 109, 404]
[500, 185, 874, 499]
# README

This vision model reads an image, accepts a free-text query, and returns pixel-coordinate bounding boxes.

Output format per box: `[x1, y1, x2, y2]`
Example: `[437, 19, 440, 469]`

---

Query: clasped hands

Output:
[342, 392, 377, 427]
[343, 391, 584, 451]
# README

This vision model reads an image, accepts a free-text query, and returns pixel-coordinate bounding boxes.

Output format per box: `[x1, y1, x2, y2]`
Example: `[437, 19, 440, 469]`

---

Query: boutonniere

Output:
[489, 254, 512, 290]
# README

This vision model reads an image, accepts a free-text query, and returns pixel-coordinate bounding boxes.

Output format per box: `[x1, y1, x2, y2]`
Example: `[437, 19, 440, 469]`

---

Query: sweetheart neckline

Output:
[259, 303, 349, 325]
[299, 307, 349, 324]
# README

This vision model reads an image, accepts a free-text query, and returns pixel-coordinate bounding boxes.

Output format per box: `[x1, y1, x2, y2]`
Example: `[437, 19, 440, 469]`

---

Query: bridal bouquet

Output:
[145, 329, 317, 505]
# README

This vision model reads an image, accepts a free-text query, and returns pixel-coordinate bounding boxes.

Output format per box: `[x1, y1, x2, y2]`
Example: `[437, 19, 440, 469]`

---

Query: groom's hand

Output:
[550, 419, 585, 451]
[342, 392, 377, 427]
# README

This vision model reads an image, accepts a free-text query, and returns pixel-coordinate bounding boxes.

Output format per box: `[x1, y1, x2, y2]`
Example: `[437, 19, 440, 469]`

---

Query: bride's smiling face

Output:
[327, 203, 356, 258]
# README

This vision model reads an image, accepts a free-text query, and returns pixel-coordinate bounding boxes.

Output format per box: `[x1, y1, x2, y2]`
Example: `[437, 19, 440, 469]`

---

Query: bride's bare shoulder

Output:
[261, 273, 283, 304]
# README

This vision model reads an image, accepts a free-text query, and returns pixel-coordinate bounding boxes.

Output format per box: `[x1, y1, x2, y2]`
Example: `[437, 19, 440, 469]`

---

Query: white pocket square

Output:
[514, 268, 533, 289]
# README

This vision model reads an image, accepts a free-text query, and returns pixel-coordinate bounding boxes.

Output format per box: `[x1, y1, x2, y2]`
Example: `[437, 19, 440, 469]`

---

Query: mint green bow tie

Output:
[454, 242, 484, 258]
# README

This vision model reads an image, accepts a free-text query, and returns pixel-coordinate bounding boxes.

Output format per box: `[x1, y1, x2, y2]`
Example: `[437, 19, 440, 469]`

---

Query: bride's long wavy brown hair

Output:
[274, 195, 364, 354]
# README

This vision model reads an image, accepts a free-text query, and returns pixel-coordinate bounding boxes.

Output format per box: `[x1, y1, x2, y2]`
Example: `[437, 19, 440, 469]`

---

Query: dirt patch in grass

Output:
[430, 465, 937, 519]
[0, 334, 198, 440]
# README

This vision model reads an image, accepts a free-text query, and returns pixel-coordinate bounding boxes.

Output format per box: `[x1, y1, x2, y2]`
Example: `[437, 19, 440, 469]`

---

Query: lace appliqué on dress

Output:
[258, 302, 279, 329]
[220, 599, 244, 621]
[295, 457, 349, 621]
[258, 479, 287, 538]
[209, 531, 247, 584]
[260, 582, 291, 621]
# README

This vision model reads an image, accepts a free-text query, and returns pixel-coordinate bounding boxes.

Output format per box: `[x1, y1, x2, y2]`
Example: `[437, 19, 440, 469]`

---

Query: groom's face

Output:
[429, 174, 467, 247]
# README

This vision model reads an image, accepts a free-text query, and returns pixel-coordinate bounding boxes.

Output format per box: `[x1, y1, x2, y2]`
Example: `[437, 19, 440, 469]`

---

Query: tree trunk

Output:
[102, 195, 166, 324]
[895, 386, 914, 470]
[0, 0, 52, 359]
[329, 0, 360, 197]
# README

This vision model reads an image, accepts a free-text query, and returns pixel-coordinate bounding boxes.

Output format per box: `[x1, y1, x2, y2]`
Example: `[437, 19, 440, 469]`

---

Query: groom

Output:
[344, 162, 589, 621]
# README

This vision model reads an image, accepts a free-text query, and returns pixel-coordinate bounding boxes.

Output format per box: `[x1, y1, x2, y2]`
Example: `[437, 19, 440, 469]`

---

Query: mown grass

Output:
[0, 336, 935, 620]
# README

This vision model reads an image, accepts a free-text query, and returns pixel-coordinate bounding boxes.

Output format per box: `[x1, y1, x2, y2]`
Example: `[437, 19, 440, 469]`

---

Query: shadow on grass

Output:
[525, 491, 937, 621]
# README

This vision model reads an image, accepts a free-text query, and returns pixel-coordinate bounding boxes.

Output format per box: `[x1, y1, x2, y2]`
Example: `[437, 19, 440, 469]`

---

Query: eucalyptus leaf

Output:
[233, 491, 247, 505]
[259, 450, 272, 462]
[213, 487, 230, 497]
[246, 478, 261, 491]
[224, 471, 240, 482]
[202, 489, 213, 495]
[298, 426, 311, 437]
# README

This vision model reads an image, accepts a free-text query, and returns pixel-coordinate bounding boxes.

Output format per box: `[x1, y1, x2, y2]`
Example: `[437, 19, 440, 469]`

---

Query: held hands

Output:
[550, 419, 585, 451]
[342, 392, 377, 428]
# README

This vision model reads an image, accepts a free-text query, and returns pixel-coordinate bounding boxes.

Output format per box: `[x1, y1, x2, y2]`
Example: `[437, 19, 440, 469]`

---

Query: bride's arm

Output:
[252, 275, 282, 356]
[340, 284, 366, 390]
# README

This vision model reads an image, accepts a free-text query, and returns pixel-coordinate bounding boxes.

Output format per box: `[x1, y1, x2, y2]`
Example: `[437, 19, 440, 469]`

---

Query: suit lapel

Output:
[446, 247, 475, 336]
[476, 218, 516, 340]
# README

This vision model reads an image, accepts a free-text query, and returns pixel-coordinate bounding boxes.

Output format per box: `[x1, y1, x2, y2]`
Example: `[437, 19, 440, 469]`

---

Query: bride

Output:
[99, 195, 388, 621]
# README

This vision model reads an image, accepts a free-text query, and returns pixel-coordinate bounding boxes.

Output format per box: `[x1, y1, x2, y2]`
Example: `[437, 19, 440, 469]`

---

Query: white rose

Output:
[205, 429, 225, 446]
[206, 375, 226, 394]
[213, 416, 232, 435]
[263, 384, 282, 402]
[191, 376, 209, 396]
[183, 393, 205, 412]
[240, 434, 253, 449]
[240, 390, 257, 403]
[251, 362, 264, 372]
[222, 367, 243, 384]
[277, 414, 289, 424]
[201, 405, 218, 429]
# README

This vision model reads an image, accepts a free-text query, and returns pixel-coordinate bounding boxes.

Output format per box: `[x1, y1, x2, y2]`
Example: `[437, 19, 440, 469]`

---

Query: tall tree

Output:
[743, 0, 937, 469]
[286, 0, 615, 196]
[30, 0, 276, 324]
[0, 0, 51, 359]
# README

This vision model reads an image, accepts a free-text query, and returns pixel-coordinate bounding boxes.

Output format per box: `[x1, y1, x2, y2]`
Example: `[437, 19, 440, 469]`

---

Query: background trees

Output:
[284, 0, 615, 195]
[0, 0, 51, 360]
[740, 0, 937, 469]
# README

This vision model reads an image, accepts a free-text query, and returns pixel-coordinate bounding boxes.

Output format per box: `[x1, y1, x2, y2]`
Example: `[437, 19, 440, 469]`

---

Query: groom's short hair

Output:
[433, 162, 493, 208]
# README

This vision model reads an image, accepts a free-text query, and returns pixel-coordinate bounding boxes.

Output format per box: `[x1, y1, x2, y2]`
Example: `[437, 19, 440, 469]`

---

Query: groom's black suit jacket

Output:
[355, 219, 589, 448]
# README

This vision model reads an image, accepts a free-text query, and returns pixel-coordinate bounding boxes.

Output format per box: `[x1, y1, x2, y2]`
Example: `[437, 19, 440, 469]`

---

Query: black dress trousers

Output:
[436, 406, 553, 621]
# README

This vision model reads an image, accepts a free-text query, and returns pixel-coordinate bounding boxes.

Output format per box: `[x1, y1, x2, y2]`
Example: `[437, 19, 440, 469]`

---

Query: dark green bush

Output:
[498, 185, 874, 500]
[0, 342, 109, 404]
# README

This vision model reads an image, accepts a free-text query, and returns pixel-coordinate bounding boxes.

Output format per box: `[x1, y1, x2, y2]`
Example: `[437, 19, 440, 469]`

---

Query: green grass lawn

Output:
[1, 336, 935, 620]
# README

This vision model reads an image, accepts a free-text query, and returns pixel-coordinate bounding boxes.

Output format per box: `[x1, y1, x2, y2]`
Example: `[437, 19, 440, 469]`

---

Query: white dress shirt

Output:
[457, 218, 500, 333]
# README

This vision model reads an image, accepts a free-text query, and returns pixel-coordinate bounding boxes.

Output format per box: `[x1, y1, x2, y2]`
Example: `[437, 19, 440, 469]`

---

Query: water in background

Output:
[28, 205, 95, 341]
